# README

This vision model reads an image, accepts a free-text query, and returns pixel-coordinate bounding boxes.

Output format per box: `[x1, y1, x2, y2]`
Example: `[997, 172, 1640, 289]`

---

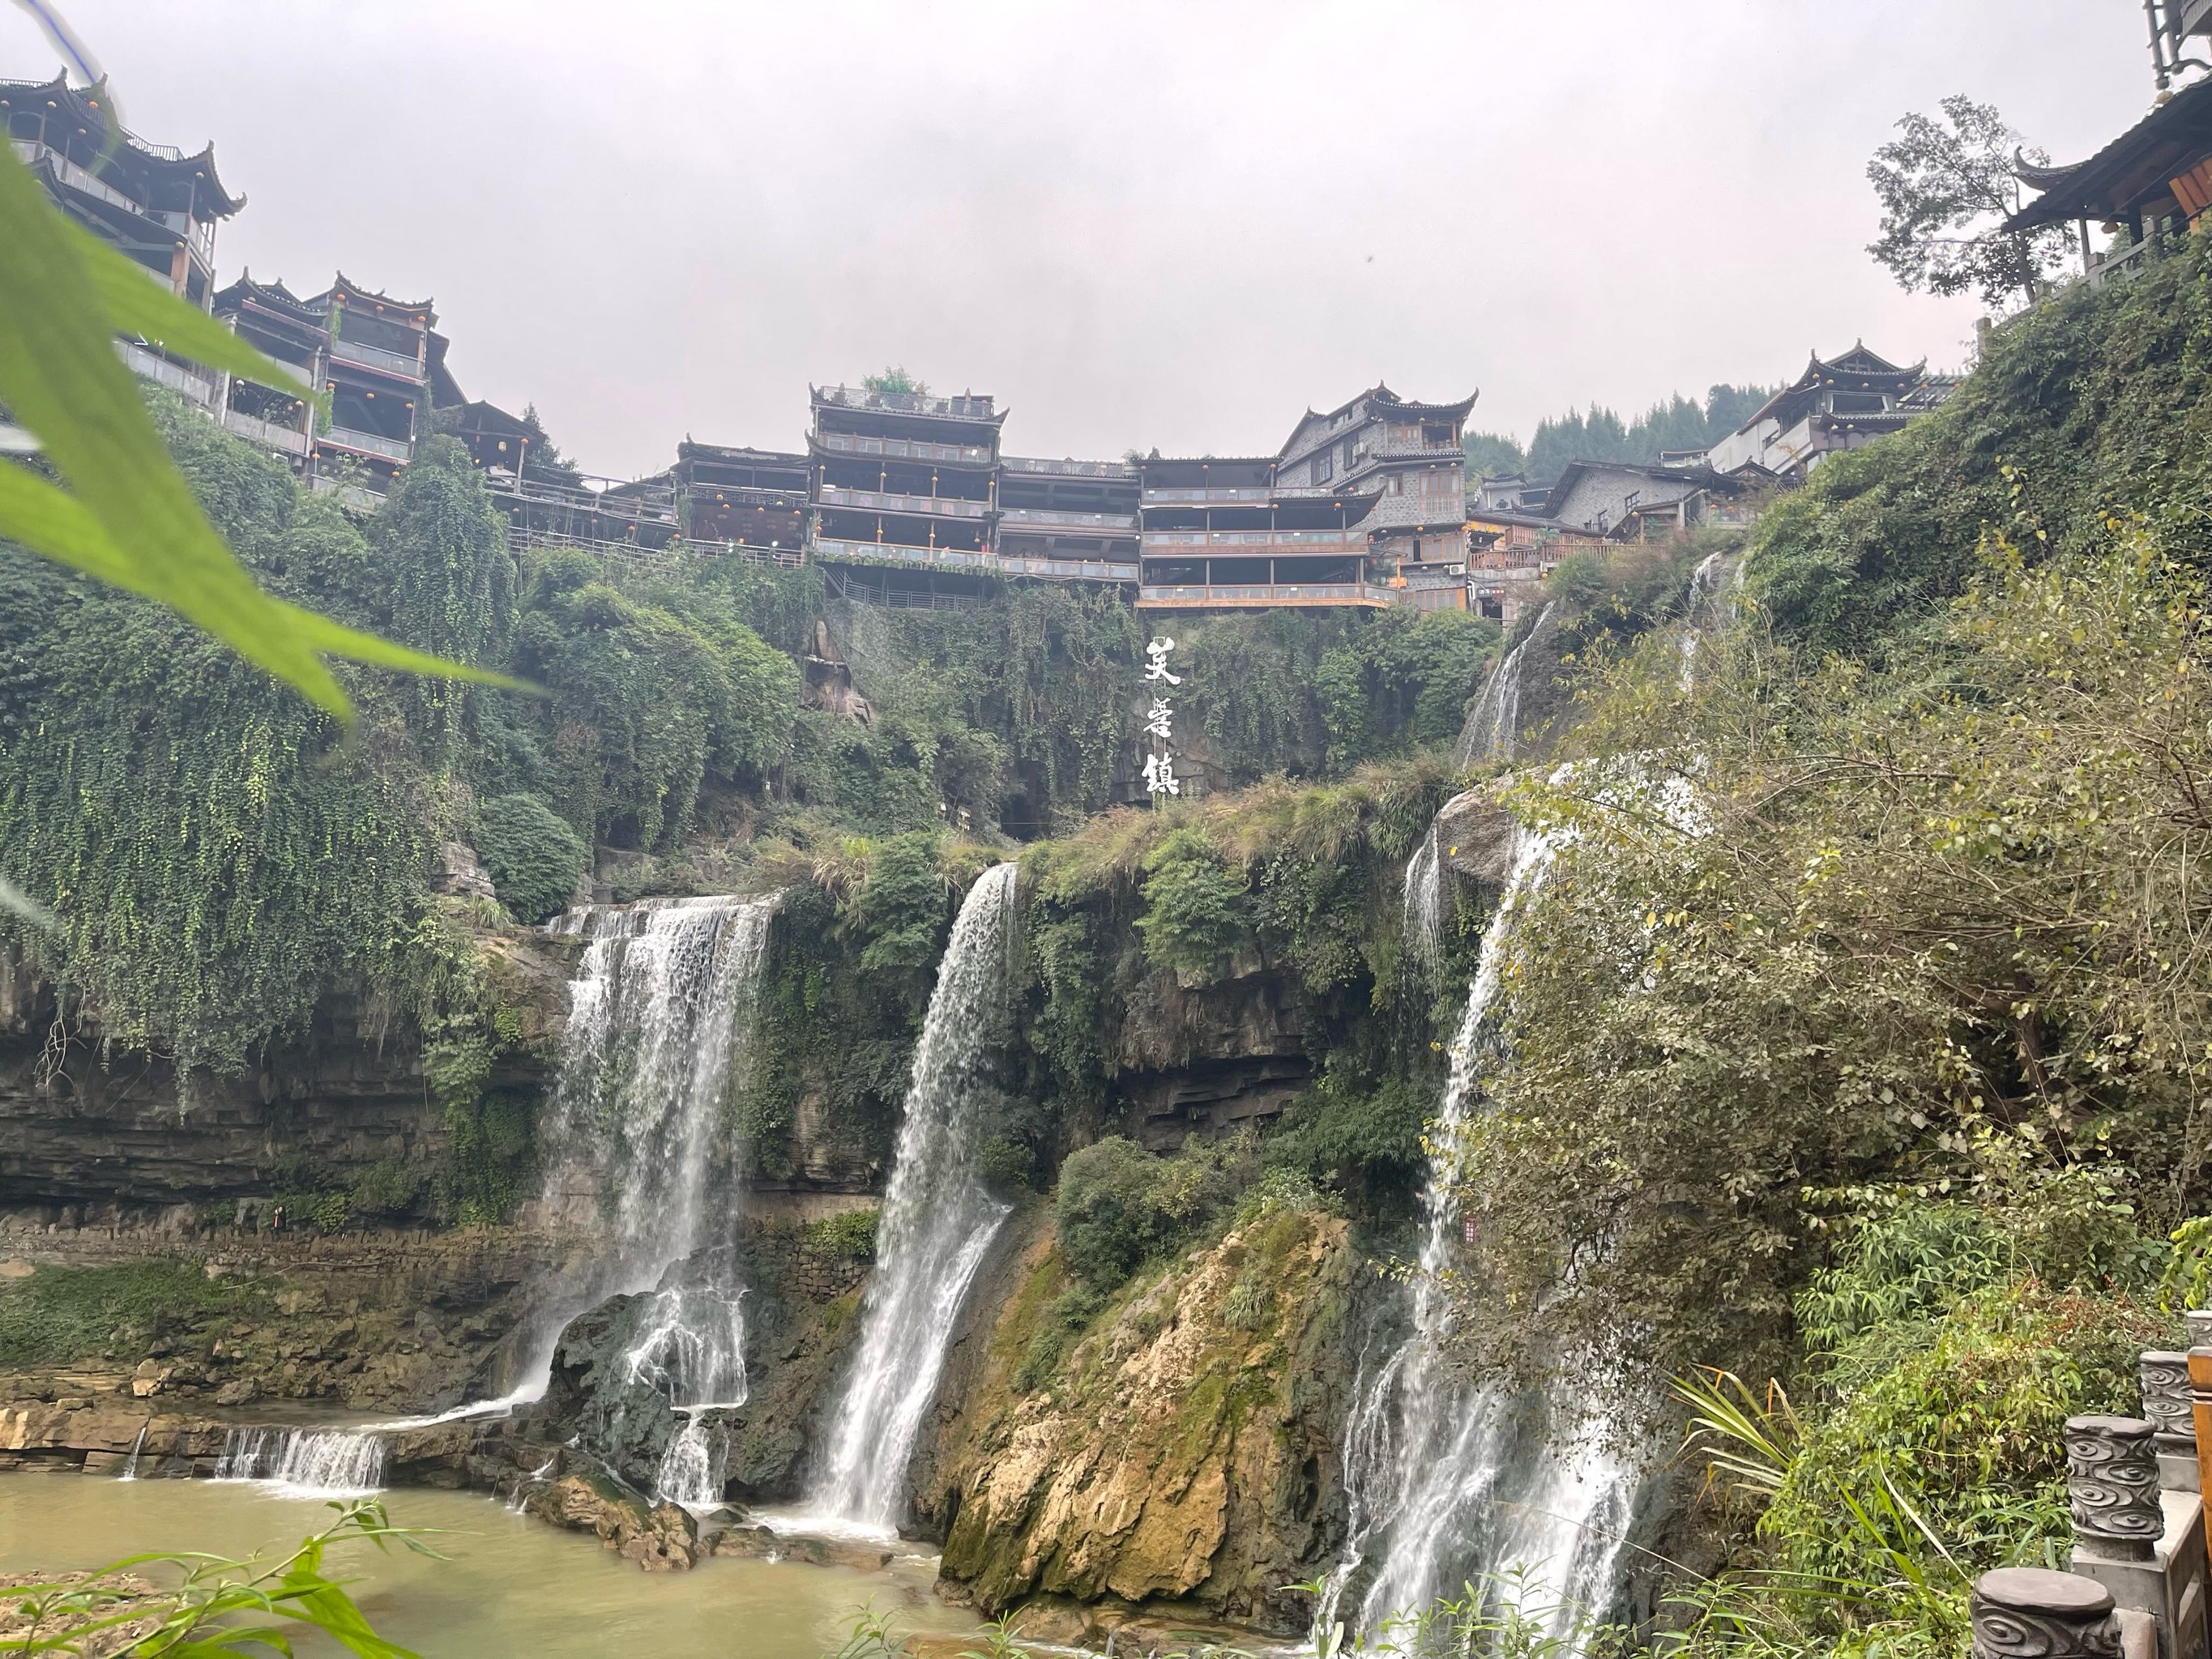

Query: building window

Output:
[1314, 450, 1333, 484]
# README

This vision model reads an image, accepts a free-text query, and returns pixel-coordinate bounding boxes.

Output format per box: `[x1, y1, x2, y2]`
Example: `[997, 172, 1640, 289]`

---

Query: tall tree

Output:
[1867, 95, 2077, 311]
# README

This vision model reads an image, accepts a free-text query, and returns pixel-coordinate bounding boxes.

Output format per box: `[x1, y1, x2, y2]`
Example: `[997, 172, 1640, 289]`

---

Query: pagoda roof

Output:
[0, 75, 245, 216]
[2005, 75, 2212, 231]
[324, 272, 435, 324]
[214, 273, 320, 322]
[1740, 343, 1931, 432]
[677, 440, 809, 467]
[1278, 382, 1479, 460]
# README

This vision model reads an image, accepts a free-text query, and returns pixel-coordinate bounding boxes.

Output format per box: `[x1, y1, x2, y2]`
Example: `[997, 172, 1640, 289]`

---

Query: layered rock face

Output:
[923, 1207, 1360, 1636]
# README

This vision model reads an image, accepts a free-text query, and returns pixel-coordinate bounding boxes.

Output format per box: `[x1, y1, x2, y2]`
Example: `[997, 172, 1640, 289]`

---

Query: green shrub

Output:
[1134, 828, 1252, 982]
[0, 1263, 254, 1367]
[473, 791, 591, 923]
[805, 1207, 879, 1265]
[1053, 1134, 1249, 1292]
[1012, 1284, 1107, 1393]
[980, 1134, 1035, 1195]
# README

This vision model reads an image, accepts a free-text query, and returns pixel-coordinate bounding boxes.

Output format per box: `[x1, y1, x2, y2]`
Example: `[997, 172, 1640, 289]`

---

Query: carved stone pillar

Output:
[2069, 1415, 2165, 1562]
[2146, 1350, 2198, 1491]
[1971, 1567, 2122, 1658]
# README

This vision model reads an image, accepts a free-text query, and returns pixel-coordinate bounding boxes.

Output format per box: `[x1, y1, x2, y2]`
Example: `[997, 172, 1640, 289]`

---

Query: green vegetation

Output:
[1463, 384, 1772, 487]
[1, 1500, 427, 1657]
[472, 792, 590, 923]
[0, 1261, 258, 1369]
[1426, 233, 2212, 1656]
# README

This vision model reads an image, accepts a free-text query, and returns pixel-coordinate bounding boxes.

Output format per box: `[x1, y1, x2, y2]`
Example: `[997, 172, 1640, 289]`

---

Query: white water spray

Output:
[1458, 603, 1557, 768]
[1402, 820, 1445, 969]
[215, 1427, 391, 1498]
[809, 862, 1021, 1531]
[1676, 550, 1731, 691]
[1318, 820, 1634, 1642]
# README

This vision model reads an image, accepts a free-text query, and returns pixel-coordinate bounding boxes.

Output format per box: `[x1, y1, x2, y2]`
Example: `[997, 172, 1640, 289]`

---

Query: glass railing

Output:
[329, 336, 425, 378]
[818, 486, 991, 518]
[322, 425, 412, 461]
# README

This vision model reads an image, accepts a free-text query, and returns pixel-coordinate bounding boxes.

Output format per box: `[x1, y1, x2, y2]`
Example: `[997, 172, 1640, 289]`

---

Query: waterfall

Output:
[1318, 821, 1634, 1641]
[117, 1422, 147, 1481]
[1458, 603, 1557, 768]
[1676, 550, 1730, 691]
[215, 1427, 390, 1498]
[1402, 820, 1444, 968]
[810, 861, 1021, 1531]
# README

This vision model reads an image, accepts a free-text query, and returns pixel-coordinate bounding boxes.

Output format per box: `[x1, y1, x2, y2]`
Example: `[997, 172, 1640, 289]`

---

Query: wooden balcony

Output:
[221, 407, 310, 457]
[321, 425, 411, 463]
[818, 485, 991, 519]
[1000, 553, 1139, 583]
[811, 535, 997, 572]
[817, 431, 994, 467]
[1137, 582, 1391, 610]
[1140, 527, 1364, 552]
[999, 505, 1139, 533]
[329, 335, 424, 380]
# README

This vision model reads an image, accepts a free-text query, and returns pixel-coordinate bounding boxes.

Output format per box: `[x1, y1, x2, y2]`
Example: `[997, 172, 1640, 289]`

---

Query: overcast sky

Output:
[1, 2, 2161, 476]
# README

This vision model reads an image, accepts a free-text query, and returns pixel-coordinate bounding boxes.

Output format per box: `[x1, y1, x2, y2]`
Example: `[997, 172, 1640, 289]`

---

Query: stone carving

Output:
[2142, 1351, 2194, 1442]
[2065, 1415, 2163, 1554]
[1971, 1567, 2123, 1658]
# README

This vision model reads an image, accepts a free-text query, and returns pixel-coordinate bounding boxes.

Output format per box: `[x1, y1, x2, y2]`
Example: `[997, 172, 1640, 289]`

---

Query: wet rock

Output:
[709, 1525, 895, 1573]
[524, 1473, 702, 1572]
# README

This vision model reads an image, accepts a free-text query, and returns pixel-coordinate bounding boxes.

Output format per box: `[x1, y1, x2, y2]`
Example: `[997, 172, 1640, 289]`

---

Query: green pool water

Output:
[0, 1474, 980, 1657]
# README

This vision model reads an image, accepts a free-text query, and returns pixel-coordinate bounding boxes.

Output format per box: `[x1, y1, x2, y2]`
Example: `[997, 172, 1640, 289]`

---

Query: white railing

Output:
[817, 486, 991, 518]
[119, 342, 216, 407]
[814, 386, 996, 420]
[1141, 528, 1361, 549]
[18, 141, 143, 217]
[2090, 238, 2155, 289]
[1141, 485, 1270, 504]
[330, 336, 424, 378]
[322, 425, 412, 462]
[1000, 555, 1139, 582]
[1137, 582, 1387, 606]
[308, 475, 386, 510]
[221, 408, 310, 456]
[810, 536, 995, 569]
[1001, 456, 1133, 478]
[818, 431, 994, 466]
[998, 506, 1139, 532]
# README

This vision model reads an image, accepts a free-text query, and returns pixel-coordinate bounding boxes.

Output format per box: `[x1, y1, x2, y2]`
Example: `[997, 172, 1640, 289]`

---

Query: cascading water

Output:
[117, 1422, 147, 1482]
[1457, 602, 1557, 768]
[215, 1427, 391, 1498]
[809, 861, 1021, 1531]
[1402, 820, 1445, 970]
[1676, 549, 1730, 691]
[1319, 821, 1634, 1642]
[527, 893, 779, 1504]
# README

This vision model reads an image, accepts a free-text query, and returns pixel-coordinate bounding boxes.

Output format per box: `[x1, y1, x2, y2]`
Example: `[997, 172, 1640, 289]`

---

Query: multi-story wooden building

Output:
[996, 456, 1140, 584]
[1135, 458, 1386, 610]
[805, 385, 1003, 579]
[1702, 346, 1954, 481]
[5, 72, 242, 419]
[211, 273, 456, 500]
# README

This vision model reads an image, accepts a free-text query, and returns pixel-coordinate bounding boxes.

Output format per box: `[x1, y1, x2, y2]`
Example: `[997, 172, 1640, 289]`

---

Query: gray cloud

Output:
[1, 0, 2153, 476]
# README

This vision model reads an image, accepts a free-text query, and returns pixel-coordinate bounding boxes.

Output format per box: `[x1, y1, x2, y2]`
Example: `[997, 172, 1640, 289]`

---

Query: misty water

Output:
[1317, 825, 1632, 1641]
[0, 1478, 974, 1657]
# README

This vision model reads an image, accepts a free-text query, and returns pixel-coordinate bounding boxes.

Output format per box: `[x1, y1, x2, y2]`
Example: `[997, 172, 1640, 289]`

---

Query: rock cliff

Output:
[924, 1205, 1360, 1636]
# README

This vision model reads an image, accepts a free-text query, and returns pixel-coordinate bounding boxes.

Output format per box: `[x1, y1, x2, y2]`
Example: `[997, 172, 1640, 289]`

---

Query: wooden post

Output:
[2190, 1337, 2212, 1570]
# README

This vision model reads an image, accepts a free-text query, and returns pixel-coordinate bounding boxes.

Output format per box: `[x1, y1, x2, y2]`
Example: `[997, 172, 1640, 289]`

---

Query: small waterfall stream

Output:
[1457, 603, 1557, 768]
[1676, 549, 1730, 691]
[1401, 820, 1444, 970]
[1321, 820, 1633, 1640]
[215, 1427, 391, 1498]
[809, 861, 1021, 1531]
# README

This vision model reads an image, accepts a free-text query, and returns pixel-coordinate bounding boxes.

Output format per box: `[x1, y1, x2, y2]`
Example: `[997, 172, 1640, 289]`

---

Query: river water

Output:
[0, 1478, 975, 1657]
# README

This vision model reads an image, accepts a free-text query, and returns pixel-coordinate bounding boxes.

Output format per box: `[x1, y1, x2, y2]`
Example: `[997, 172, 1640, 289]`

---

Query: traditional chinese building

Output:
[1702, 346, 1955, 482]
[5, 72, 242, 416]
[1135, 457, 1382, 610]
[996, 456, 1140, 583]
[1545, 459, 1756, 539]
[2005, 73, 2212, 283]
[674, 441, 809, 561]
[211, 273, 456, 499]
[1274, 384, 1474, 570]
[805, 385, 1003, 586]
